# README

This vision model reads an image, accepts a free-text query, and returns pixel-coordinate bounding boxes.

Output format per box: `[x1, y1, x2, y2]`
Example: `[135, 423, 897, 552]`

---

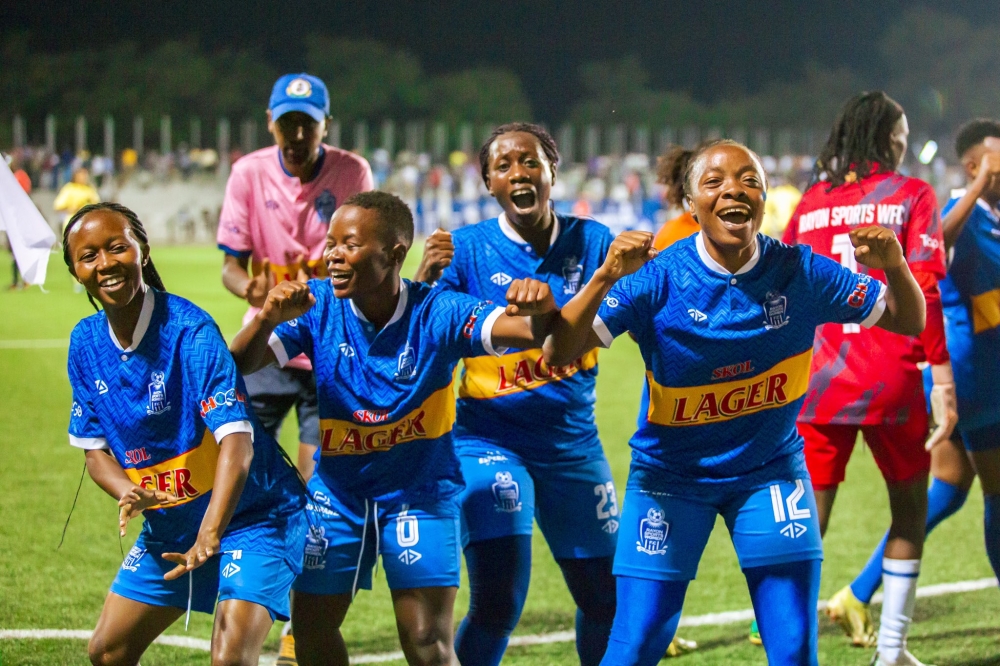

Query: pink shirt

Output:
[218, 143, 374, 369]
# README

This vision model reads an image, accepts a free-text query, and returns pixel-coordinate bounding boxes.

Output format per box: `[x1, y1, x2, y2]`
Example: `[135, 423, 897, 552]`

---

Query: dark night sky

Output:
[1, 1, 992, 122]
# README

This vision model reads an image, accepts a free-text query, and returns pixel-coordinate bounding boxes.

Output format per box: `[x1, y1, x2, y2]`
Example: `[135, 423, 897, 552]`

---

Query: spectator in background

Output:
[54, 166, 100, 231]
[760, 174, 802, 239]
[651, 144, 702, 251]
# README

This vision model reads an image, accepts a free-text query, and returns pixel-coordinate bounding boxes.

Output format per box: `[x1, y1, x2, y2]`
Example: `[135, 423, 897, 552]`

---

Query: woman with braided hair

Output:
[62, 202, 306, 666]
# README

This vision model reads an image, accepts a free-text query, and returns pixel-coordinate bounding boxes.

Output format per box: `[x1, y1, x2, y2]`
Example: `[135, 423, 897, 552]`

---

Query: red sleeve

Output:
[782, 203, 800, 245]
[904, 186, 946, 279]
[914, 269, 949, 365]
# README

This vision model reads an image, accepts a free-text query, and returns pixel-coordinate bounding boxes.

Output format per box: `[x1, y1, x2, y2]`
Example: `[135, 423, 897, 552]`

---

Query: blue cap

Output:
[269, 74, 329, 123]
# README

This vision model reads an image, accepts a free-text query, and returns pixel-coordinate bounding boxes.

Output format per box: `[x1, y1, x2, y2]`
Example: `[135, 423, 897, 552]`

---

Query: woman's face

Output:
[485, 131, 554, 229]
[323, 205, 405, 300]
[67, 210, 146, 309]
[686, 145, 767, 253]
[890, 114, 909, 170]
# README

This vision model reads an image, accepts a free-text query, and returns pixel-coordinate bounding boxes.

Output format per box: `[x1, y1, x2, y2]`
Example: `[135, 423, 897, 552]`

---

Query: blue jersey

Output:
[271, 278, 503, 503]
[437, 213, 614, 461]
[940, 194, 1000, 430]
[595, 233, 885, 494]
[67, 289, 304, 547]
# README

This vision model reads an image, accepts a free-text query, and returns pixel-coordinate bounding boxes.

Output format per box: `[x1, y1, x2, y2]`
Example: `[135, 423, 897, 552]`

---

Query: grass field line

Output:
[0, 338, 69, 349]
[4, 576, 996, 665]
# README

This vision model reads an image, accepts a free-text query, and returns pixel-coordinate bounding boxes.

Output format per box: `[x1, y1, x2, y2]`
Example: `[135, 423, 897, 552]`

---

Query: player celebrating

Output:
[230, 191, 557, 666]
[63, 203, 306, 666]
[539, 140, 925, 666]
[218, 73, 374, 481]
[414, 123, 625, 665]
[783, 92, 956, 665]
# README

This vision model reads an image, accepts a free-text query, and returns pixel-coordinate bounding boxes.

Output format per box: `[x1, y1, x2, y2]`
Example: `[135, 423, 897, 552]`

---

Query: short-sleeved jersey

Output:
[270, 278, 504, 503]
[67, 289, 304, 547]
[940, 194, 1000, 430]
[594, 233, 885, 495]
[783, 172, 945, 424]
[217, 144, 374, 369]
[436, 213, 614, 461]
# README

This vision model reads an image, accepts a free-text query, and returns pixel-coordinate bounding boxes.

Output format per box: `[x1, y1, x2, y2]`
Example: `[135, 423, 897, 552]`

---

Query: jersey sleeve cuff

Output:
[213, 420, 254, 444]
[69, 435, 108, 450]
[593, 315, 614, 348]
[217, 243, 253, 259]
[860, 281, 887, 329]
[268, 332, 291, 367]
[481, 306, 508, 357]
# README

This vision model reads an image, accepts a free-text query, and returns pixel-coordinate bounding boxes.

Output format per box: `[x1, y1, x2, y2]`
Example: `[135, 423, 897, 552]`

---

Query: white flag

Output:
[0, 160, 56, 286]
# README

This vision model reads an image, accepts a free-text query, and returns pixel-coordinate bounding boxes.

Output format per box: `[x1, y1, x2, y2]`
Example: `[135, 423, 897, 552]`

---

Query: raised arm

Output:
[229, 281, 315, 374]
[544, 232, 658, 367]
[850, 226, 924, 336]
[942, 151, 1000, 250]
[413, 229, 454, 284]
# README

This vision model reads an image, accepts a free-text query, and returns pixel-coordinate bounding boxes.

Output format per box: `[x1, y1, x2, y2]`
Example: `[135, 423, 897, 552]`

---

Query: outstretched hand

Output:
[162, 529, 221, 581]
[259, 281, 316, 326]
[118, 486, 178, 537]
[851, 226, 905, 271]
[598, 231, 658, 281]
[505, 278, 556, 316]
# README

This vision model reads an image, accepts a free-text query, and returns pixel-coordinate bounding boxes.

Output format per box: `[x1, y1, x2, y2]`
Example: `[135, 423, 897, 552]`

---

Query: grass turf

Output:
[0, 245, 996, 665]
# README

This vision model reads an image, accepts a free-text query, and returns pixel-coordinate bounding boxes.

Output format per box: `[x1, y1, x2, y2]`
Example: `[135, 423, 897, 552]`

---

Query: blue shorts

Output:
[110, 531, 301, 621]
[614, 479, 823, 581]
[293, 475, 462, 595]
[961, 422, 1000, 452]
[458, 443, 619, 559]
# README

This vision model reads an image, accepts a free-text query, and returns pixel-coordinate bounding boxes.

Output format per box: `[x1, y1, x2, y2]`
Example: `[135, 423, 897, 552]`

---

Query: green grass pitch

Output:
[1, 245, 998, 665]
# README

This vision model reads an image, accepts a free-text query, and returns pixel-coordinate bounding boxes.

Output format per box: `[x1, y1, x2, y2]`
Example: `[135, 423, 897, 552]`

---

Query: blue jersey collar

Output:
[695, 232, 760, 276]
[349, 278, 409, 328]
[498, 211, 560, 250]
[107, 287, 155, 352]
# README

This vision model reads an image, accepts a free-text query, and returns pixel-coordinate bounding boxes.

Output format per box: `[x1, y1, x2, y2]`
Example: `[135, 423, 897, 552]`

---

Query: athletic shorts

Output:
[961, 422, 1000, 452]
[293, 475, 462, 595]
[110, 532, 300, 621]
[457, 443, 618, 559]
[800, 417, 930, 491]
[613, 479, 823, 581]
[243, 364, 320, 446]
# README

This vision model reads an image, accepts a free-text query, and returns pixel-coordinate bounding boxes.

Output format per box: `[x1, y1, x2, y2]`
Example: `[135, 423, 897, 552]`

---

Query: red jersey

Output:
[783, 171, 947, 425]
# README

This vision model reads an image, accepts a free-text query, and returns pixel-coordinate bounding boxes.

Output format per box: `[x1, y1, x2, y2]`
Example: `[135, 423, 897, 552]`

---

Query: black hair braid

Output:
[62, 202, 165, 311]
[478, 122, 560, 186]
[811, 91, 904, 190]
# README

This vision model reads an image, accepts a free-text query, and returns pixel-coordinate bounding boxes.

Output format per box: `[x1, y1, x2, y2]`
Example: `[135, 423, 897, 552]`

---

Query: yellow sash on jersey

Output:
[122, 430, 219, 508]
[458, 349, 600, 400]
[251, 258, 328, 283]
[971, 288, 1000, 334]
[319, 384, 456, 456]
[647, 349, 812, 427]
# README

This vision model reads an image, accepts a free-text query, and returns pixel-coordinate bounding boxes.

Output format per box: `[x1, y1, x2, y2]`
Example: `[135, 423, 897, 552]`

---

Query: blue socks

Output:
[984, 494, 1000, 581]
[601, 576, 688, 666]
[455, 535, 532, 666]
[558, 557, 617, 666]
[745, 559, 821, 666]
[850, 477, 968, 603]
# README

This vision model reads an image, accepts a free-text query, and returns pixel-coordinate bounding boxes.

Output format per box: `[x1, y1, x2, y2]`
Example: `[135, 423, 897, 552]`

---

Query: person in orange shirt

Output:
[652, 144, 702, 251]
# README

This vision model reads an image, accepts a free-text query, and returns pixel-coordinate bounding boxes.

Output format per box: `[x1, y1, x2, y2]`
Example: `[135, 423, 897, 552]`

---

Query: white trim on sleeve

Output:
[69, 435, 109, 450]
[480, 306, 508, 357]
[268, 331, 290, 368]
[860, 281, 888, 329]
[213, 420, 254, 444]
[593, 315, 614, 348]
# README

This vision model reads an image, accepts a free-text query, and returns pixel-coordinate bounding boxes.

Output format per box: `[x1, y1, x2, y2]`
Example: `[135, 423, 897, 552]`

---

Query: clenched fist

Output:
[258, 281, 316, 326]
[597, 231, 658, 281]
[414, 229, 454, 283]
[505, 278, 556, 317]
[851, 226, 905, 271]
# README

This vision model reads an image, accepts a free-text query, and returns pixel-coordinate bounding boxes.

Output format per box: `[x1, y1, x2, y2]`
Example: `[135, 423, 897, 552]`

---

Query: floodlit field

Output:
[1, 245, 998, 665]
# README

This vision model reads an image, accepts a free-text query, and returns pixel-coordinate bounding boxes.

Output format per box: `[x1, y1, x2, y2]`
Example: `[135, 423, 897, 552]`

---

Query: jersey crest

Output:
[315, 189, 336, 223]
[636, 508, 668, 555]
[763, 291, 790, 330]
[395, 340, 416, 381]
[562, 256, 583, 294]
[303, 525, 329, 570]
[146, 371, 171, 415]
[491, 471, 522, 513]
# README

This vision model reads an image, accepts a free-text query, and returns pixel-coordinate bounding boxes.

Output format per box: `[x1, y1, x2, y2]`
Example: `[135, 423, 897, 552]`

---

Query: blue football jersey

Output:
[595, 233, 886, 494]
[436, 213, 614, 461]
[67, 289, 304, 547]
[940, 194, 1000, 430]
[271, 278, 503, 503]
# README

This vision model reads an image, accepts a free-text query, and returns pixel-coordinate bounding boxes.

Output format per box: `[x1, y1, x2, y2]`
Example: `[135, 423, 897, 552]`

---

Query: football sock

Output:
[984, 494, 1000, 580]
[850, 477, 967, 603]
[877, 558, 920, 663]
[744, 559, 821, 666]
[557, 557, 617, 666]
[601, 575, 688, 666]
[454, 535, 532, 666]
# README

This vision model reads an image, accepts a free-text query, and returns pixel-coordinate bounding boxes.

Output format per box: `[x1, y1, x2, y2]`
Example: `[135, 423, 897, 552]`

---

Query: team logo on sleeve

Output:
[762, 291, 790, 330]
[636, 508, 669, 555]
[146, 371, 171, 415]
[286, 77, 312, 97]
[121, 545, 146, 572]
[491, 471, 522, 513]
[562, 256, 583, 294]
[395, 340, 416, 381]
[315, 189, 337, 223]
[71, 402, 83, 418]
[303, 526, 329, 570]
[848, 274, 873, 308]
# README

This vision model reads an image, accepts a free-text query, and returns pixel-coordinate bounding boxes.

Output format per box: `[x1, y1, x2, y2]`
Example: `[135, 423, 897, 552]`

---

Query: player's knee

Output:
[87, 634, 123, 666]
[398, 624, 452, 666]
[559, 556, 617, 624]
[211, 647, 253, 666]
